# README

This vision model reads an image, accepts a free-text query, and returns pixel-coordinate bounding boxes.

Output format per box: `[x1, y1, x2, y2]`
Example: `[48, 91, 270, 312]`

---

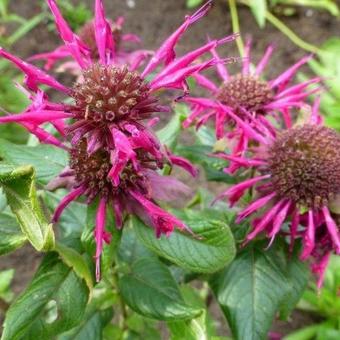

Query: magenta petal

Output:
[52, 186, 85, 222]
[192, 73, 218, 92]
[0, 48, 70, 93]
[312, 252, 331, 289]
[289, 210, 300, 252]
[300, 210, 315, 260]
[270, 55, 312, 89]
[236, 192, 276, 223]
[210, 41, 229, 81]
[129, 190, 187, 237]
[267, 200, 291, 244]
[141, 0, 212, 77]
[94, 0, 114, 64]
[322, 206, 340, 253]
[94, 197, 107, 282]
[168, 154, 198, 177]
[216, 174, 270, 206]
[113, 199, 123, 229]
[255, 45, 274, 76]
[247, 199, 285, 241]
[0, 110, 71, 125]
[47, 0, 89, 68]
[242, 39, 251, 75]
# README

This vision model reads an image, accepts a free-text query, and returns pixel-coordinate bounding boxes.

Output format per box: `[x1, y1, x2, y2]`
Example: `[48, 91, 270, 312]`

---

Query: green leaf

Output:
[157, 103, 188, 149]
[0, 212, 26, 255]
[0, 269, 14, 302]
[132, 211, 235, 273]
[280, 246, 309, 319]
[55, 242, 93, 293]
[176, 144, 236, 183]
[249, 0, 267, 28]
[1, 253, 89, 340]
[119, 257, 201, 320]
[210, 242, 290, 340]
[0, 138, 68, 184]
[0, 164, 55, 251]
[186, 0, 204, 9]
[44, 190, 86, 237]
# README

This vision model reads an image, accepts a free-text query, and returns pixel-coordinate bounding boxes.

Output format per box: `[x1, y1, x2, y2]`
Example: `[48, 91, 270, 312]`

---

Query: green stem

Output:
[228, 0, 244, 57]
[265, 10, 321, 54]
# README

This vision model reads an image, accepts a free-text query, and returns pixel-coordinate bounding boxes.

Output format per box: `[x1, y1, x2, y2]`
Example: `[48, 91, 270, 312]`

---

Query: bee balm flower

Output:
[0, 0, 230, 280]
[183, 41, 320, 173]
[215, 108, 340, 287]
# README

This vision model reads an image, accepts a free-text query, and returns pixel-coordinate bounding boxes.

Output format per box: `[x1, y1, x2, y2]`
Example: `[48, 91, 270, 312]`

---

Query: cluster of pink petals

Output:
[214, 101, 339, 288]
[0, 0, 231, 280]
[183, 40, 321, 173]
[30, 13, 152, 74]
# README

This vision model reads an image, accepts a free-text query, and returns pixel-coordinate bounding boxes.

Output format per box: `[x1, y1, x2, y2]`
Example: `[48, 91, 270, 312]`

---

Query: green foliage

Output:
[210, 241, 309, 340]
[0, 269, 14, 303]
[133, 210, 236, 273]
[0, 138, 68, 184]
[1, 253, 89, 340]
[119, 257, 201, 320]
[0, 164, 55, 252]
[307, 38, 340, 129]
[0, 212, 26, 255]
[42, 0, 92, 31]
[286, 256, 340, 340]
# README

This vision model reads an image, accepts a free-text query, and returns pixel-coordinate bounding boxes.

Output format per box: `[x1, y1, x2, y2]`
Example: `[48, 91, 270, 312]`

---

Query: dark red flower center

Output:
[268, 125, 340, 208]
[72, 64, 151, 124]
[216, 74, 273, 114]
[70, 139, 146, 202]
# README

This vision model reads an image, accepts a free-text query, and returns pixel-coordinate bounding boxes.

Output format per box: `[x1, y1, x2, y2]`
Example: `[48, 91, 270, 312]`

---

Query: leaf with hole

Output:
[1, 252, 89, 340]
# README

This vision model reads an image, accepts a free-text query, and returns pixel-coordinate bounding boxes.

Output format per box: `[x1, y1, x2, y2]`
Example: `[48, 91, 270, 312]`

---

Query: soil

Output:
[1, 0, 339, 337]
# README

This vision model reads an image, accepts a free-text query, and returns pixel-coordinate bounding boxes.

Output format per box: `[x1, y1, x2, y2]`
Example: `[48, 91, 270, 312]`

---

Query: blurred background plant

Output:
[285, 256, 340, 340]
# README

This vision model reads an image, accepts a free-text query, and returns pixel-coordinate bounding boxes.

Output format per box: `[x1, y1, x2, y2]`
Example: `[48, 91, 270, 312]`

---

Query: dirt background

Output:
[1, 0, 339, 336]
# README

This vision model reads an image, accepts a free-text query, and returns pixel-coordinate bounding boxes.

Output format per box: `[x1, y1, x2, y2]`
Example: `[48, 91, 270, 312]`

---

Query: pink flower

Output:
[0, 0, 234, 152]
[52, 138, 192, 281]
[183, 40, 321, 173]
[215, 103, 340, 287]
[0, 0, 231, 280]
[30, 16, 152, 74]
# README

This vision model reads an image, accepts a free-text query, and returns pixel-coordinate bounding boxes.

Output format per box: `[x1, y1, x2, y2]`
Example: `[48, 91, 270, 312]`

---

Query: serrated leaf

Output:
[210, 243, 290, 340]
[119, 257, 201, 320]
[0, 212, 26, 255]
[0, 164, 54, 251]
[133, 211, 235, 273]
[0, 138, 68, 184]
[1, 253, 89, 340]
[55, 242, 93, 293]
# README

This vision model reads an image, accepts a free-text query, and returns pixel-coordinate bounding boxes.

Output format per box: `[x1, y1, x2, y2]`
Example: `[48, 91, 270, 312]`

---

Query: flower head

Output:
[0, 0, 225, 280]
[215, 103, 340, 287]
[183, 40, 320, 173]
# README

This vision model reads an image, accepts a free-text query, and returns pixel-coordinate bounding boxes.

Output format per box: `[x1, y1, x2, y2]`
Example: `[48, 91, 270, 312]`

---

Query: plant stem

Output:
[265, 11, 321, 54]
[228, 0, 244, 57]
